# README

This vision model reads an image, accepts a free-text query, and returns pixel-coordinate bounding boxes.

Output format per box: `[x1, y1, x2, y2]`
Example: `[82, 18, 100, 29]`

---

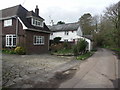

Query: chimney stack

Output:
[35, 5, 39, 16]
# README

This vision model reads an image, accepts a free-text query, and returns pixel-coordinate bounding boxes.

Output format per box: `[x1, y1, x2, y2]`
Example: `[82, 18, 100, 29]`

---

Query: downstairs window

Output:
[33, 35, 45, 45]
[6, 34, 16, 47]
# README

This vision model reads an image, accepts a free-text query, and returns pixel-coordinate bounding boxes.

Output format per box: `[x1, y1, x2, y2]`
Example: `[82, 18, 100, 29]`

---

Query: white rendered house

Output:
[48, 22, 92, 51]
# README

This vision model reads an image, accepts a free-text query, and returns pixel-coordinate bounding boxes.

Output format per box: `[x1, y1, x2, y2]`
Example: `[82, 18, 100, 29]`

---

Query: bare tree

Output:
[104, 3, 118, 29]
[118, 1, 120, 47]
[93, 1, 120, 48]
[92, 15, 100, 33]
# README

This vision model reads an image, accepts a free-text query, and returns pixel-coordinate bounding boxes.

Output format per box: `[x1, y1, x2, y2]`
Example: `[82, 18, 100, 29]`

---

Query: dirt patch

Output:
[5, 66, 79, 88]
[30, 68, 78, 88]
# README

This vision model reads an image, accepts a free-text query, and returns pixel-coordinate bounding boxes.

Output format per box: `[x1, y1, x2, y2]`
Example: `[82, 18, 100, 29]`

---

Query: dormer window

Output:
[32, 18, 43, 27]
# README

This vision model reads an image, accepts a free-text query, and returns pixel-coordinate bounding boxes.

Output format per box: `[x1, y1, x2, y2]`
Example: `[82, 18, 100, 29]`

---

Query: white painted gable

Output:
[77, 26, 83, 36]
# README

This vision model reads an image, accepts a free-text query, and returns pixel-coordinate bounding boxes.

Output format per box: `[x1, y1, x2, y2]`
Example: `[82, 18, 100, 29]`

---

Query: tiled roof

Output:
[1, 5, 50, 33]
[26, 11, 44, 20]
[48, 22, 80, 32]
[2, 5, 19, 18]
[83, 35, 93, 40]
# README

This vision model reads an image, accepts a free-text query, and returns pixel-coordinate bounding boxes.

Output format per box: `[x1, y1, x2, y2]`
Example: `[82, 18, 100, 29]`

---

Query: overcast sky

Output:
[0, 0, 119, 25]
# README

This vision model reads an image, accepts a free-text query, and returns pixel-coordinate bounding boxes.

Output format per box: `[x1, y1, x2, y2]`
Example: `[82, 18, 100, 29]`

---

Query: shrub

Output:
[72, 45, 79, 56]
[77, 39, 88, 53]
[50, 43, 63, 52]
[14, 47, 26, 55]
[53, 37, 61, 44]
[73, 39, 88, 56]
[63, 42, 71, 49]
[2, 49, 16, 54]
[8, 50, 16, 54]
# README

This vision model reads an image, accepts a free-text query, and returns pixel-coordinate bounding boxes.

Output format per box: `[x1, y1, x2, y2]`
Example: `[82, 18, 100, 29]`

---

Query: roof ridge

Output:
[53, 22, 79, 26]
[1, 4, 21, 11]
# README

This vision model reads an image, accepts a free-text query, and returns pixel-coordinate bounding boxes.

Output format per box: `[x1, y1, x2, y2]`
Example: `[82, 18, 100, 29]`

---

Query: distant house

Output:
[0, 5, 50, 54]
[48, 22, 92, 51]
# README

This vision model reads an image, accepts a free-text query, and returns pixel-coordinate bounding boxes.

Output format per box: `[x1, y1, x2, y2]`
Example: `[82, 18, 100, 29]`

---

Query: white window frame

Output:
[4, 19, 12, 27]
[32, 18, 43, 27]
[33, 35, 45, 45]
[65, 31, 69, 35]
[64, 39, 68, 42]
[6, 34, 16, 47]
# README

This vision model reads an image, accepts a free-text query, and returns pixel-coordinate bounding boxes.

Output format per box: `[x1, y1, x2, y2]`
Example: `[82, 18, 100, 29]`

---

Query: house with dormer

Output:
[0, 5, 50, 54]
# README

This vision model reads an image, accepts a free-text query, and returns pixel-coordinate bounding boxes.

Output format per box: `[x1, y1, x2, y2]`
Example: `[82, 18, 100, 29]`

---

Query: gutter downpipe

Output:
[16, 16, 18, 46]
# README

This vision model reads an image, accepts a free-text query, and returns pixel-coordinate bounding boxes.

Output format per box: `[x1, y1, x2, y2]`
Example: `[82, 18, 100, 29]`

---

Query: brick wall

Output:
[25, 30, 50, 54]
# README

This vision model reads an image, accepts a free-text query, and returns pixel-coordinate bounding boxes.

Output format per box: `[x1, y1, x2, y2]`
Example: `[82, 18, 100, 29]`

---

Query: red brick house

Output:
[0, 5, 50, 54]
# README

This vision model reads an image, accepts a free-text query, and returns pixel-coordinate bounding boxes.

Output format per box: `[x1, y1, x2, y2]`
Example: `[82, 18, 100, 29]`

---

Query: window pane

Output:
[9, 38, 12, 46]
[34, 36, 36, 43]
[36, 38, 39, 43]
[67, 32, 69, 35]
[33, 19, 35, 25]
[42, 37, 44, 44]
[6, 38, 9, 46]
[38, 21, 40, 26]
[35, 20, 37, 25]
[13, 38, 16, 46]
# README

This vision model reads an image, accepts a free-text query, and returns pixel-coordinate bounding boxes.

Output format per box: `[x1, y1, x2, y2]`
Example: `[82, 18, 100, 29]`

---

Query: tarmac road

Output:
[59, 48, 118, 88]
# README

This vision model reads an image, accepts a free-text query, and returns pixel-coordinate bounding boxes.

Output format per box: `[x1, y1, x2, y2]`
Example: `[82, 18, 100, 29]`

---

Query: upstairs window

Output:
[4, 19, 12, 27]
[32, 18, 43, 27]
[51, 33, 53, 35]
[65, 31, 69, 35]
[33, 35, 45, 45]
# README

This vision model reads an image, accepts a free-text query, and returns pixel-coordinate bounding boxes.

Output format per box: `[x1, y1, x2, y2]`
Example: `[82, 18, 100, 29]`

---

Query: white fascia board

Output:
[0, 15, 17, 20]
[74, 35, 80, 39]
[27, 28, 51, 33]
[18, 17, 28, 29]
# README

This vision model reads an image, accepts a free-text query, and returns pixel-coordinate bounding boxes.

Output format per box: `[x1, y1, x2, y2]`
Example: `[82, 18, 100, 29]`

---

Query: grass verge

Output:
[76, 51, 94, 60]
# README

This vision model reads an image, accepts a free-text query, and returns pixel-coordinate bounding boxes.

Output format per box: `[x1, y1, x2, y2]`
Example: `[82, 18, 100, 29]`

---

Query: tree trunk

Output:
[118, 1, 120, 48]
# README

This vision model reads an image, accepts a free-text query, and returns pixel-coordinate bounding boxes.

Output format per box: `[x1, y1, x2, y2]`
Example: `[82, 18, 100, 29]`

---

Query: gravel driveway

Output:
[2, 54, 75, 87]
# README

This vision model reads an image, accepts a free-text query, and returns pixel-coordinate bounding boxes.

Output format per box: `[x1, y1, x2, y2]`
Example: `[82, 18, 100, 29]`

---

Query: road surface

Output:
[59, 48, 118, 88]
